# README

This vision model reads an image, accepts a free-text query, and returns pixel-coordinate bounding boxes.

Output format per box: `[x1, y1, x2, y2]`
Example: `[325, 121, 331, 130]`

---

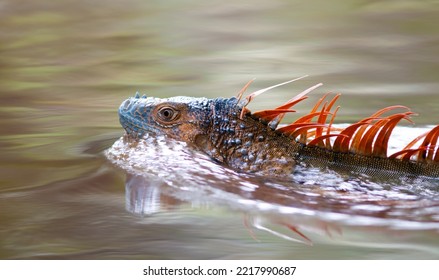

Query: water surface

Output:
[0, 0, 438, 259]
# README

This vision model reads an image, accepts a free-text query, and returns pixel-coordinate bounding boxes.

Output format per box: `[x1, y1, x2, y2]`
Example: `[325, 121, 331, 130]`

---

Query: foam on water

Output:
[106, 126, 439, 238]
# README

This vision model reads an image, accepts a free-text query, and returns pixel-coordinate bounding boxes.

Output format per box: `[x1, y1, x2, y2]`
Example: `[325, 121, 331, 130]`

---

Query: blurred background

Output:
[0, 0, 438, 259]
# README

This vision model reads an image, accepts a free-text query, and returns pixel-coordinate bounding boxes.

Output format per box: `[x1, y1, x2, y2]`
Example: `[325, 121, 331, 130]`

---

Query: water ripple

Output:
[106, 132, 439, 234]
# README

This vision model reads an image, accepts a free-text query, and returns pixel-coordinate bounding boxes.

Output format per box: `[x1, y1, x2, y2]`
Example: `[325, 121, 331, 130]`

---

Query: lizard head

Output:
[118, 92, 297, 174]
[118, 94, 215, 143]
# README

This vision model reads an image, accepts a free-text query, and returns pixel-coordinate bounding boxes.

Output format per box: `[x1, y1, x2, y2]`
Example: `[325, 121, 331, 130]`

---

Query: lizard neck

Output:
[195, 98, 300, 176]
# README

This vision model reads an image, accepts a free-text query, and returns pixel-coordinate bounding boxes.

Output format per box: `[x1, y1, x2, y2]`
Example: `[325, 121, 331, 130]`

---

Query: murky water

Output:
[1, 0, 438, 259]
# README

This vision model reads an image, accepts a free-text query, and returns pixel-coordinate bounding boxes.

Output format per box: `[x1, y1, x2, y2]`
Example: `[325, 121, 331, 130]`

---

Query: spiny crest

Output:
[389, 126, 439, 162]
[236, 77, 439, 164]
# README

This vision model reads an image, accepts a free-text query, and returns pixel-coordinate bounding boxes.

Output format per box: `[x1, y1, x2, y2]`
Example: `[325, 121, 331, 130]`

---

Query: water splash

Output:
[106, 130, 439, 242]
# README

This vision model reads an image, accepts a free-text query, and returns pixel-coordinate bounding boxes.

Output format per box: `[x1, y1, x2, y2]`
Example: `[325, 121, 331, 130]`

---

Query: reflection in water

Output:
[107, 131, 439, 248]
[126, 175, 183, 215]
[125, 174, 315, 244]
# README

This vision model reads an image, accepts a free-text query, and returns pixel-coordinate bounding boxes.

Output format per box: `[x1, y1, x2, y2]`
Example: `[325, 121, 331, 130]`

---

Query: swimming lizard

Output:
[118, 77, 439, 179]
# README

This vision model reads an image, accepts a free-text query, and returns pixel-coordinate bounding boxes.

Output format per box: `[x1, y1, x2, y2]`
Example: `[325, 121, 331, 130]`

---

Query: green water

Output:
[0, 0, 438, 259]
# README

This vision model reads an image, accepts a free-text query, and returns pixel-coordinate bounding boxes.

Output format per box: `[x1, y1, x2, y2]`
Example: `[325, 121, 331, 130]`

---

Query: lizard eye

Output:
[157, 106, 180, 122]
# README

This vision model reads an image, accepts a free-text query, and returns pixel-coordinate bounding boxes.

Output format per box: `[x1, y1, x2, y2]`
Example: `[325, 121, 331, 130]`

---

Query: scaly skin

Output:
[118, 94, 439, 179]
[119, 95, 300, 175]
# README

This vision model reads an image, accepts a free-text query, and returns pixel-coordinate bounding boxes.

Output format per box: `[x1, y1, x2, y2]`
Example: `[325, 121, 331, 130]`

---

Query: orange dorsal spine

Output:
[242, 79, 439, 164]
